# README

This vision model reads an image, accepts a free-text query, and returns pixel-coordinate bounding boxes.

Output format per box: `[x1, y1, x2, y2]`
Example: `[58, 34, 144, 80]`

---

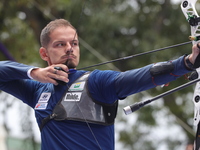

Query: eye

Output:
[56, 43, 66, 47]
[71, 40, 79, 47]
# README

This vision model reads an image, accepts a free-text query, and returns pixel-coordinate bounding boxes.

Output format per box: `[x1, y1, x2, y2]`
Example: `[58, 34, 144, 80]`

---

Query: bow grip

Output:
[54, 67, 67, 85]
[194, 44, 200, 68]
[194, 54, 200, 68]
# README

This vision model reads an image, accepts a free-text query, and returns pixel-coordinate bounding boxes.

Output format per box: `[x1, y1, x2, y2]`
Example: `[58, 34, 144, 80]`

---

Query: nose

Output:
[66, 42, 73, 53]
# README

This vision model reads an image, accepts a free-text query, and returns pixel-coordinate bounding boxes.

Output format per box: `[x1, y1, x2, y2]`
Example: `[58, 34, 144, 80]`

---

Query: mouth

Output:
[61, 54, 76, 60]
[62, 55, 77, 68]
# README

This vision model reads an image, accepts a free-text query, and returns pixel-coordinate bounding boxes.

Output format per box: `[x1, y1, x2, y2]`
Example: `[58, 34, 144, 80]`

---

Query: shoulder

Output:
[87, 70, 120, 104]
[89, 69, 120, 80]
[69, 70, 88, 80]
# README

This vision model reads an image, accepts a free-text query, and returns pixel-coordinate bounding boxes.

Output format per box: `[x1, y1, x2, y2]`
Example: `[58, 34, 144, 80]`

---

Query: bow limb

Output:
[181, 0, 200, 68]
[181, 0, 200, 45]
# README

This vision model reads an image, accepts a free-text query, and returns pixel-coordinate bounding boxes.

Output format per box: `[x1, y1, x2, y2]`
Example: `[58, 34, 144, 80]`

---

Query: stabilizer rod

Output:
[123, 77, 200, 115]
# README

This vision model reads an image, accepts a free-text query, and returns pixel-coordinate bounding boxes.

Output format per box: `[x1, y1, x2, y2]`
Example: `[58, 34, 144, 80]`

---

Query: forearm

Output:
[115, 55, 191, 98]
[0, 61, 34, 82]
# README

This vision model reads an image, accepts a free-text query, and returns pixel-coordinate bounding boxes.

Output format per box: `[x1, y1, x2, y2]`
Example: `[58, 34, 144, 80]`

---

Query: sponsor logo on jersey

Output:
[38, 93, 51, 103]
[34, 92, 51, 110]
[69, 82, 86, 91]
[64, 92, 82, 101]
[34, 103, 48, 110]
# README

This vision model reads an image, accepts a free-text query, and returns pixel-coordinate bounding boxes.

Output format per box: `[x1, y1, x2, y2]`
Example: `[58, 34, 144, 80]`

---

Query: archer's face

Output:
[40, 26, 80, 68]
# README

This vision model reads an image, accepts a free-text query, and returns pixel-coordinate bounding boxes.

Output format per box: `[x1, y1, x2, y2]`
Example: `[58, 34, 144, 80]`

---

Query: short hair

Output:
[40, 19, 76, 48]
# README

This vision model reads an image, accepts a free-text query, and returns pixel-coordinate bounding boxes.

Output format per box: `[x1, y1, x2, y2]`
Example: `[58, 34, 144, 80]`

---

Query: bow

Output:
[181, 0, 200, 149]
[181, 0, 200, 126]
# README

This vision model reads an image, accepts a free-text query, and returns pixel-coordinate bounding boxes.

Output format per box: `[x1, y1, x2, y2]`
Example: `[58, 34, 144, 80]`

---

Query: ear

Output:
[39, 47, 49, 61]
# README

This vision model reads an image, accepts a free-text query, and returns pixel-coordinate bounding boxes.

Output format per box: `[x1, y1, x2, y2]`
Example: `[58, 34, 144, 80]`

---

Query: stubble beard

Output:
[64, 59, 77, 69]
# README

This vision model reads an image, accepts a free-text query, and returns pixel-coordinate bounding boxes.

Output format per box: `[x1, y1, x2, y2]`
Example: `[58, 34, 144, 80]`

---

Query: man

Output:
[0, 19, 199, 150]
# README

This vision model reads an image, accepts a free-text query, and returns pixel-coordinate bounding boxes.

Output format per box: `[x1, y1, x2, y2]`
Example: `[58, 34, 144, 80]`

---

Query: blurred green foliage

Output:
[0, 0, 197, 149]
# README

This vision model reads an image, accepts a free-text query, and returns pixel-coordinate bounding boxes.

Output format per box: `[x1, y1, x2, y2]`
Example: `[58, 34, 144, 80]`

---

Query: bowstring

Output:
[71, 1, 103, 149]
[77, 41, 192, 70]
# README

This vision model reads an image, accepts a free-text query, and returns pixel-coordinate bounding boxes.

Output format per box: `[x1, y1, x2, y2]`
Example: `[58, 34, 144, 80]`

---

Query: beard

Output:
[64, 59, 77, 69]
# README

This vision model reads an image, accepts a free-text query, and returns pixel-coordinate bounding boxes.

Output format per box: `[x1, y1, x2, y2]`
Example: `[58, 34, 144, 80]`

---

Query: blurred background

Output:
[0, 0, 198, 149]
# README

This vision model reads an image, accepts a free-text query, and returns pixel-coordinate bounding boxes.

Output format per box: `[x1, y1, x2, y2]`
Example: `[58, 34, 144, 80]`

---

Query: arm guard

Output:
[150, 61, 174, 76]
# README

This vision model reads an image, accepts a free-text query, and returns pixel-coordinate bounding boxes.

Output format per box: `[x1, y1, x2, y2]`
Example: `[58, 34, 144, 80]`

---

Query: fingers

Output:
[30, 65, 70, 85]
[192, 43, 200, 55]
[197, 43, 200, 50]
[193, 43, 200, 57]
[189, 43, 200, 66]
[54, 64, 69, 72]
[49, 66, 69, 84]
[54, 69, 58, 74]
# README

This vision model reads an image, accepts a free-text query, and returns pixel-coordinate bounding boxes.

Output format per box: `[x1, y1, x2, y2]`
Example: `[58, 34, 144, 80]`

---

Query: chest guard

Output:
[40, 72, 118, 131]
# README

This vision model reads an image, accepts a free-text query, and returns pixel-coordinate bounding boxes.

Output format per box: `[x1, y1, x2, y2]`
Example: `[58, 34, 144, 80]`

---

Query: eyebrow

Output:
[72, 39, 79, 42]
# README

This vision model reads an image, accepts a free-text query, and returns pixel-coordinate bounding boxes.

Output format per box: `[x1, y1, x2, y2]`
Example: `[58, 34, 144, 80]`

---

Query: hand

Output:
[188, 43, 200, 64]
[30, 64, 69, 85]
